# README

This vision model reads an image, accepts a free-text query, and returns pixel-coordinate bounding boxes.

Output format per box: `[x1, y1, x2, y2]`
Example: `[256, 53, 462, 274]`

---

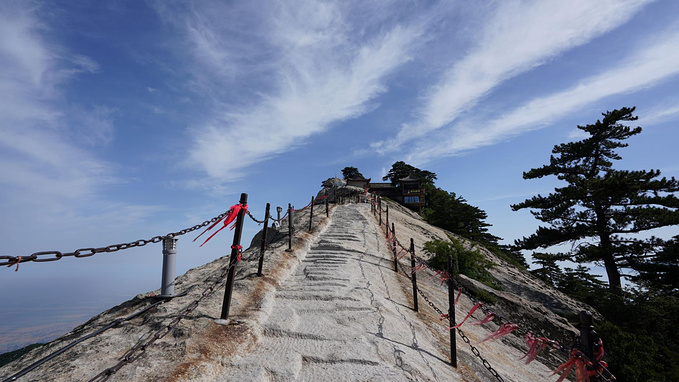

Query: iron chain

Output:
[380, 199, 505, 382]
[456, 328, 505, 382]
[88, 258, 238, 381]
[246, 210, 266, 224]
[1, 211, 230, 267]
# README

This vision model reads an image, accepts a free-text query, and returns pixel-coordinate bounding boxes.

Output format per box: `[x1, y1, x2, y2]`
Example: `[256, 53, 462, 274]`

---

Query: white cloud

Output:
[372, 0, 651, 154]
[69, 105, 117, 146]
[407, 25, 679, 163]
[0, 2, 103, 198]
[0, 2, 156, 250]
[568, 128, 590, 140]
[169, 1, 424, 181]
[638, 103, 679, 126]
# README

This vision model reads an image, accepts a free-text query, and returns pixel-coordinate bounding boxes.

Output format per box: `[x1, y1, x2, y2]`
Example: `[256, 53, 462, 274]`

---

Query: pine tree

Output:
[341, 166, 363, 180]
[423, 187, 500, 245]
[530, 252, 565, 287]
[628, 235, 679, 295]
[382, 161, 437, 185]
[512, 107, 679, 293]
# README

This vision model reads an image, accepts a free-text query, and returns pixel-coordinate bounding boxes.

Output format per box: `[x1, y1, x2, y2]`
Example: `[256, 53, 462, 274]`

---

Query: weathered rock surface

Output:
[1, 201, 584, 381]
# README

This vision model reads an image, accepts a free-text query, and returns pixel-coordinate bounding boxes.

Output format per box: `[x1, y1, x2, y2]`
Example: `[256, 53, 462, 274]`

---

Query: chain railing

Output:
[370, 194, 616, 382]
[2, 192, 335, 381]
[87, 258, 240, 381]
[395, 258, 505, 381]
[1, 210, 231, 268]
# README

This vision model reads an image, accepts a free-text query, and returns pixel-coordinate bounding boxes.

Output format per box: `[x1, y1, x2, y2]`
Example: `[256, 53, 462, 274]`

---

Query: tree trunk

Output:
[595, 203, 623, 294]
[602, 249, 622, 294]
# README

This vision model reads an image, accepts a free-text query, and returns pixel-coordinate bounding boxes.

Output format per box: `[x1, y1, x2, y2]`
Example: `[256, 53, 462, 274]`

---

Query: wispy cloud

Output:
[372, 0, 651, 154]
[0, 2, 103, 199]
[638, 103, 679, 126]
[406, 25, 679, 164]
[159, 1, 426, 182]
[0, 2, 156, 249]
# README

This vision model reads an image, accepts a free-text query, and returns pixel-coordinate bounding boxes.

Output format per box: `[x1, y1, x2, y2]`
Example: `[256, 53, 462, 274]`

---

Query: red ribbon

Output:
[522, 331, 550, 365]
[428, 270, 450, 286]
[232, 245, 243, 262]
[594, 338, 604, 362]
[396, 249, 409, 260]
[471, 311, 494, 325]
[411, 263, 428, 274]
[552, 349, 592, 382]
[194, 204, 248, 247]
[481, 322, 518, 342]
[454, 287, 462, 305]
[450, 302, 482, 329]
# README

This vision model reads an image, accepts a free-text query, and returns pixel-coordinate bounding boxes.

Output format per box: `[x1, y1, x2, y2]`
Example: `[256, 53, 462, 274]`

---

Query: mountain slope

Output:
[1, 202, 585, 381]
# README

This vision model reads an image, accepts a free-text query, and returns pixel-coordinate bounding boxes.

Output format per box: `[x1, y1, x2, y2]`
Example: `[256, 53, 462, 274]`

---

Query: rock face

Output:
[1, 201, 587, 381]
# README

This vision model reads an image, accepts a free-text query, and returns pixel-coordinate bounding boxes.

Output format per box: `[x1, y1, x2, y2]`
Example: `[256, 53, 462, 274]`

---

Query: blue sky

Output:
[2, 0, 679, 352]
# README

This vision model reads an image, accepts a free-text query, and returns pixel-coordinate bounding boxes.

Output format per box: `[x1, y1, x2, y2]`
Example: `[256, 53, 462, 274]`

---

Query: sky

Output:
[1, 0, 679, 353]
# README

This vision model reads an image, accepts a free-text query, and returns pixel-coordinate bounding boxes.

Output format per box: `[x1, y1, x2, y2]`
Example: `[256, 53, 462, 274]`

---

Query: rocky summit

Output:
[1, 200, 592, 381]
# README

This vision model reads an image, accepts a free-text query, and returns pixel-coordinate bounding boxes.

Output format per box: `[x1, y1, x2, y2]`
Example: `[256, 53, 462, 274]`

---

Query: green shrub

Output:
[423, 235, 502, 290]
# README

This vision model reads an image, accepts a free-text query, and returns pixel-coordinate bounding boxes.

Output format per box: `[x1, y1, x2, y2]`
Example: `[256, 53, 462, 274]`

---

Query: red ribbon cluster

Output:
[552, 350, 592, 382]
[450, 302, 483, 329]
[395, 248, 409, 261]
[232, 245, 243, 262]
[522, 332, 561, 365]
[552, 340, 606, 382]
[194, 204, 248, 247]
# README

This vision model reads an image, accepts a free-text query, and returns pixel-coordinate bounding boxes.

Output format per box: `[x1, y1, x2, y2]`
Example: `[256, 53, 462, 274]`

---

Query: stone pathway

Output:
[220, 204, 457, 381]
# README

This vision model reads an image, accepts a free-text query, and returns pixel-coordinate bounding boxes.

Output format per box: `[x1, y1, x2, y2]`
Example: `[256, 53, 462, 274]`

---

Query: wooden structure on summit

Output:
[369, 175, 426, 212]
[346, 175, 371, 190]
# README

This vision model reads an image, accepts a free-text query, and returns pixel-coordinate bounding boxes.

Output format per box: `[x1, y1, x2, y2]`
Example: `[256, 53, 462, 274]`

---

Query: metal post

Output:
[392, 223, 397, 272]
[277, 206, 282, 222]
[447, 255, 457, 367]
[386, 205, 389, 238]
[286, 203, 293, 252]
[325, 197, 329, 217]
[410, 238, 418, 311]
[257, 203, 270, 277]
[309, 196, 314, 231]
[579, 310, 600, 362]
[379, 198, 382, 225]
[220, 193, 248, 320]
[160, 237, 178, 297]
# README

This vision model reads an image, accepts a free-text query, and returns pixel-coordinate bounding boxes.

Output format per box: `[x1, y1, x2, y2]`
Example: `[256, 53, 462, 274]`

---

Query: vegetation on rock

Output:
[512, 107, 679, 294]
[515, 107, 679, 382]
[382, 161, 437, 185]
[382, 160, 527, 268]
[423, 235, 502, 290]
[341, 166, 364, 180]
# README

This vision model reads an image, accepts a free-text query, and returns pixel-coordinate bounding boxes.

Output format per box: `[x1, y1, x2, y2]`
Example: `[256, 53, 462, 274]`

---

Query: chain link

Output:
[269, 211, 289, 223]
[87, 257, 238, 381]
[376, 195, 608, 381]
[456, 327, 505, 382]
[1, 211, 230, 268]
[246, 210, 266, 224]
[378, 198, 505, 382]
